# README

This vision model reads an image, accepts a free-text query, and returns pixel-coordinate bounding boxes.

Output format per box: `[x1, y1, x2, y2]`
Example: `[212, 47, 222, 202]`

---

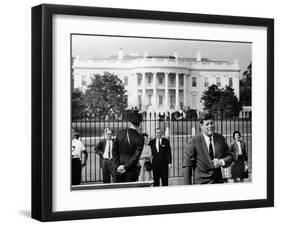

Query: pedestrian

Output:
[230, 131, 248, 182]
[138, 133, 152, 182]
[95, 128, 116, 183]
[71, 130, 88, 185]
[112, 111, 144, 183]
[149, 128, 172, 186]
[183, 112, 233, 184]
[221, 166, 232, 183]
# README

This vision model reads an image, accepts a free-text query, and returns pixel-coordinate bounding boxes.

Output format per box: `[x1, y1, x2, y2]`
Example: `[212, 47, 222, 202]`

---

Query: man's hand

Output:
[212, 158, 224, 168]
[168, 164, 172, 176]
[81, 162, 86, 168]
[117, 165, 126, 174]
[244, 161, 248, 170]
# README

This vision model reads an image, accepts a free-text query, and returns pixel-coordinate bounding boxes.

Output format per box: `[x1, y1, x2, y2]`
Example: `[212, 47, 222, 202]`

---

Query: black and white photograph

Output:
[71, 35, 252, 189]
[0, 0, 279, 224]
[30, 3, 274, 221]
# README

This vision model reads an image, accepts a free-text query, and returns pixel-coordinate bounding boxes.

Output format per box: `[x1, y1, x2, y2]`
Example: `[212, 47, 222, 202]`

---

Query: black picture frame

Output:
[32, 3, 274, 222]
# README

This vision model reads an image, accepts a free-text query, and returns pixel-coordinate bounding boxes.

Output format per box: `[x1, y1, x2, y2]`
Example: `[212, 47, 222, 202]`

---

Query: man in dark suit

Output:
[149, 128, 172, 186]
[94, 129, 116, 183]
[183, 112, 233, 184]
[112, 111, 144, 183]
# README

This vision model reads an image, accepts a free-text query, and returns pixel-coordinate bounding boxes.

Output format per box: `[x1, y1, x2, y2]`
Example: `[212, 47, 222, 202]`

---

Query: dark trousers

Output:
[115, 169, 138, 183]
[231, 155, 245, 180]
[72, 158, 81, 185]
[102, 159, 116, 183]
[153, 166, 168, 186]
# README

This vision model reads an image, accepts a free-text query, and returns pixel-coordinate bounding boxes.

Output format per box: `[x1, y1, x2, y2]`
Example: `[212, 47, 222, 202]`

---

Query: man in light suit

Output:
[95, 129, 116, 183]
[183, 112, 233, 184]
[149, 128, 172, 186]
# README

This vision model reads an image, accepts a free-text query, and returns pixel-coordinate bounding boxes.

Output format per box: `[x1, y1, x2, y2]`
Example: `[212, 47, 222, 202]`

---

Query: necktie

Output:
[157, 139, 160, 152]
[108, 141, 111, 159]
[209, 136, 214, 160]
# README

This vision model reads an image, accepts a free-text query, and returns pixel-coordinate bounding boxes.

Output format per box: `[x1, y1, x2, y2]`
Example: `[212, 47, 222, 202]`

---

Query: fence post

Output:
[191, 127, 196, 136]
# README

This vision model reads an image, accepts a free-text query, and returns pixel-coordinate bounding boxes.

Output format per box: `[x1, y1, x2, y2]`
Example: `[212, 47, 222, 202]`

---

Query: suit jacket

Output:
[149, 138, 172, 170]
[94, 139, 115, 168]
[183, 133, 233, 184]
[230, 140, 248, 162]
[112, 128, 144, 172]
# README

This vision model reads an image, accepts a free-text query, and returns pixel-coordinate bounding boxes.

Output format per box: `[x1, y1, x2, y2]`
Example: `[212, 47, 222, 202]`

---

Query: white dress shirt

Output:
[202, 133, 215, 155]
[156, 138, 162, 152]
[202, 133, 225, 166]
[103, 140, 113, 159]
[72, 138, 86, 159]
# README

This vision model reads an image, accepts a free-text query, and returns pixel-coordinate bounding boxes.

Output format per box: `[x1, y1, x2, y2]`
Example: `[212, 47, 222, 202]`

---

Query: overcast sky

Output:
[72, 35, 251, 72]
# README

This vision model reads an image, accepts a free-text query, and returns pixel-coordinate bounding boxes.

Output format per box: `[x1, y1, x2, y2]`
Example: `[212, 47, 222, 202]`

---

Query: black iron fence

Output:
[72, 112, 252, 183]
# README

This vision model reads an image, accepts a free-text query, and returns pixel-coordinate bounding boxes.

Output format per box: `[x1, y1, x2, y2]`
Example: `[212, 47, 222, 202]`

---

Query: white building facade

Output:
[72, 50, 240, 114]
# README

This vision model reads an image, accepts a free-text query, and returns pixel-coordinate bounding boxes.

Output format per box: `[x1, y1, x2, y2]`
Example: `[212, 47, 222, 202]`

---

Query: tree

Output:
[185, 109, 198, 119]
[201, 85, 222, 115]
[218, 86, 242, 118]
[82, 72, 127, 118]
[201, 85, 242, 118]
[72, 89, 87, 120]
[240, 63, 252, 106]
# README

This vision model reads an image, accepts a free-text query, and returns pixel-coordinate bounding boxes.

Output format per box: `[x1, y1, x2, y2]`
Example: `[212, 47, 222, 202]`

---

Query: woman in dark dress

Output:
[230, 131, 248, 182]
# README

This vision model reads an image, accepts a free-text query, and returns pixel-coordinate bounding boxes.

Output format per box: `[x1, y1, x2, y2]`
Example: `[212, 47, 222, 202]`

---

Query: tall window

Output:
[180, 102, 184, 109]
[159, 95, 163, 106]
[192, 95, 197, 109]
[169, 74, 175, 85]
[204, 77, 209, 87]
[179, 74, 184, 86]
[192, 77, 197, 87]
[158, 75, 163, 85]
[124, 76, 128, 86]
[124, 95, 128, 107]
[138, 95, 142, 109]
[229, 77, 233, 88]
[81, 75, 87, 86]
[170, 95, 175, 108]
[216, 77, 221, 87]
[137, 74, 142, 86]
[148, 94, 152, 106]
[147, 74, 152, 84]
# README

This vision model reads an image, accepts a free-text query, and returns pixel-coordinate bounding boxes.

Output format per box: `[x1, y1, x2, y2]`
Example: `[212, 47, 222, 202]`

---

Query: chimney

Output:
[118, 48, 124, 60]
[196, 50, 201, 62]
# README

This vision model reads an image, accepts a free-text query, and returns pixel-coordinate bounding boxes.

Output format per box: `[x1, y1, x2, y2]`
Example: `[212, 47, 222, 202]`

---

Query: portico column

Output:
[153, 72, 157, 110]
[165, 72, 169, 110]
[183, 74, 187, 106]
[175, 73, 180, 110]
[142, 73, 146, 111]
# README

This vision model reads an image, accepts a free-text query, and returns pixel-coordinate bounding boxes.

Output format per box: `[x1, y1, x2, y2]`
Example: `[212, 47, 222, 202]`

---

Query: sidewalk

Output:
[168, 176, 252, 186]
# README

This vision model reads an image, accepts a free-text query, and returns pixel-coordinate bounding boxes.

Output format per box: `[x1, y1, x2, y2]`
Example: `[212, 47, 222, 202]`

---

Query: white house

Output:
[72, 49, 240, 114]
